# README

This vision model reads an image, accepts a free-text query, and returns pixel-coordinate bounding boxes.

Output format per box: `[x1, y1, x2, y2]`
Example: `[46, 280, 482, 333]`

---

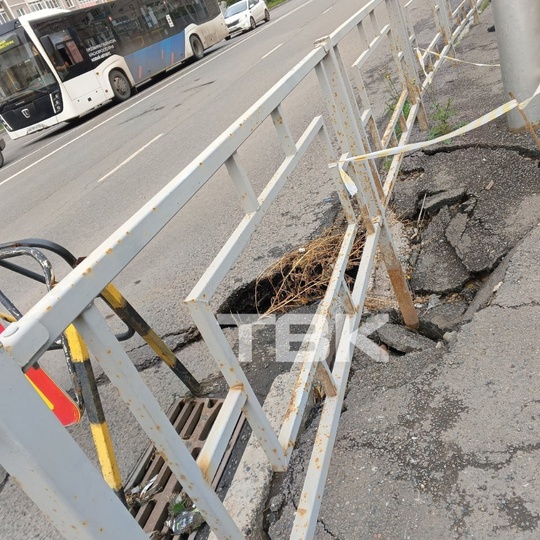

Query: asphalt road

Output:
[0, 0, 438, 412]
[0, 0, 367, 319]
[0, 1, 443, 538]
[0, 2, 377, 537]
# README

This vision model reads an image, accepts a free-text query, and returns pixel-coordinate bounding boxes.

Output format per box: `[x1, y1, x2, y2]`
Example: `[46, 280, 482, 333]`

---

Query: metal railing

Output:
[0, 0, 481, 538]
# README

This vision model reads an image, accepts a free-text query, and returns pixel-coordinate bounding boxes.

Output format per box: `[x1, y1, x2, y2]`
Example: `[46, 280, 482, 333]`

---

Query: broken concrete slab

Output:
[422, 301, 467, 331]
[391, 175, 424, 220]
[375, 323, 437, 353]
[461, 242, 519, 322]
[266, 11, 540, 540]
[446, 211, 508, 273]
[411, 207, 471, 294]
[444, 210, 467, 247]
[400, 147, 540, 280]
[423, 187, 467, 215]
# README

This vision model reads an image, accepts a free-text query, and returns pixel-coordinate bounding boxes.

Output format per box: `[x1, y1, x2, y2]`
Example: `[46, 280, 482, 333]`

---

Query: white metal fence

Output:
[0, 0, 481, 538]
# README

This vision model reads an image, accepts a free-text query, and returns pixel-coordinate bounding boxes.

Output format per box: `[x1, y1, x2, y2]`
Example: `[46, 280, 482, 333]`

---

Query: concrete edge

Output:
[208, 367, 301, 540]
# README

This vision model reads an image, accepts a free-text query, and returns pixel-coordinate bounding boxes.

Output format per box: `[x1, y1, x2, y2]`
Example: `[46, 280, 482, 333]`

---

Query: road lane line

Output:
[0, 0, 322, 187]
[262, 43, 283, 59]
[323, 6, 333, 14]
[0, 125, 84, 175]
[97, 134, 164, 183]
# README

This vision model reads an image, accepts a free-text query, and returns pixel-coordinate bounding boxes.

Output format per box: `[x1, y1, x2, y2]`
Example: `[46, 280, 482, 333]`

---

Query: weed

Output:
[382, 70, 412, 140]
[382, 71, 401, 117]
[428, 97, 461, 140]
[479, 0, 491, 13]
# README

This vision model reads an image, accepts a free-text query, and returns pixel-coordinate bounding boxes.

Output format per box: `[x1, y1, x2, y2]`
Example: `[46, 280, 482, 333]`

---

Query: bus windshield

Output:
[0, 29, 57, 110]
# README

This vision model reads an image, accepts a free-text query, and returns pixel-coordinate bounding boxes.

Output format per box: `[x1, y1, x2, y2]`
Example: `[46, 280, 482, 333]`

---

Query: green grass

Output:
[479, 0, 491, 13]
[428, 98, 459, 140]
[381, 69, 413, 140]
[266, 0, 288, 8]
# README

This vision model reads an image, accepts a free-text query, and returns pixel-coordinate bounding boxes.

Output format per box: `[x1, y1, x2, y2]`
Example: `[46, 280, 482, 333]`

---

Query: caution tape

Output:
[334, 83, 540, 173]
[417, 47, 500, 68]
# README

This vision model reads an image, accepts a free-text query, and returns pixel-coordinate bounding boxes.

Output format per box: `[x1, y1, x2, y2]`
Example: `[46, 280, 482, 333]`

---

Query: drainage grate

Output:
[126, 397, 245, 538]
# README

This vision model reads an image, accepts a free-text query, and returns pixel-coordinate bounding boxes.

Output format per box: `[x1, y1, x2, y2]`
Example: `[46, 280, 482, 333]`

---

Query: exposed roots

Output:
[254, 218, 366, 315]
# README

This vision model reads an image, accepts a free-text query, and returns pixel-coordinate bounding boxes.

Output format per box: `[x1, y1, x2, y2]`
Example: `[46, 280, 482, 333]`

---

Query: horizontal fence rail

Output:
[0, 0, 482, 538]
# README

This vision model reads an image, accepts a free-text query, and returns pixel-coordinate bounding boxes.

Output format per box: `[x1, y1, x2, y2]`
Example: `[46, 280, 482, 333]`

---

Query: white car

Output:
[224, 0, 270, 38]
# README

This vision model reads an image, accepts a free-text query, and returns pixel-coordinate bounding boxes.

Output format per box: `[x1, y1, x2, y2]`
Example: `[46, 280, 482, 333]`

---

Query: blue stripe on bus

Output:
[124, 31, 187, 84]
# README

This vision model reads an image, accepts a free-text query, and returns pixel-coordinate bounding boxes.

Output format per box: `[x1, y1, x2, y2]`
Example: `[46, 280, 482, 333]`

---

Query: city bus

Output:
[0, 0, 228, 140]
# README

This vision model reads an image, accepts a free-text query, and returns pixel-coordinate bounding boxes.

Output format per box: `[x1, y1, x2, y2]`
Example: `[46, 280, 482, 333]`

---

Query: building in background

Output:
[0, 0, 108, 24]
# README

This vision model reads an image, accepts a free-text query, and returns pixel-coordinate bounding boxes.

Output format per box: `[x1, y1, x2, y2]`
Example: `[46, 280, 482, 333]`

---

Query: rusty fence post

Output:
[317, 41, 419, 329]
[385, 0, 429, 130]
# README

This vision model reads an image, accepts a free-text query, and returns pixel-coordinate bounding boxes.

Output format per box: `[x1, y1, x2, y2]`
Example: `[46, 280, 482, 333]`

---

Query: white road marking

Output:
[322, 6, 333, 14]
[0, 0, 322, 188]
[0, 125, 83, 174]
[262, 42, 283, 59]
[97, 133, 164, 183]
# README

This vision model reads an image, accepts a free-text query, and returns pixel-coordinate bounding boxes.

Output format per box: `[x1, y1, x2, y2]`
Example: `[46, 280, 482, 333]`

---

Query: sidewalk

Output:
[269, 5, 540, 539]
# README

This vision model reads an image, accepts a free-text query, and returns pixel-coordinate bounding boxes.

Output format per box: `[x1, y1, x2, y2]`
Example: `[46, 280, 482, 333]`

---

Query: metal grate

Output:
[126, 397, 245, 538]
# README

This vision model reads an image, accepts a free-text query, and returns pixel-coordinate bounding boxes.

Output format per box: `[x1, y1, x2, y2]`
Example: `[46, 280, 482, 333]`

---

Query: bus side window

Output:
[109, 4, 149, 54]
[187, 0, 209, 21]
[202, 0, 220, 18]
[68, 7, 118, 54]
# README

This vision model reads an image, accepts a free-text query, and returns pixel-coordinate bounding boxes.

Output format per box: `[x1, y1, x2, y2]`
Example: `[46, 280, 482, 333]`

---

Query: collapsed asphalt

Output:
[267, 5, 540, 539]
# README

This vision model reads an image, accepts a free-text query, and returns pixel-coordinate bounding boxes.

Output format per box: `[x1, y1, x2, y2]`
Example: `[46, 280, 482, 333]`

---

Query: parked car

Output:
[224, 0, 270, 38]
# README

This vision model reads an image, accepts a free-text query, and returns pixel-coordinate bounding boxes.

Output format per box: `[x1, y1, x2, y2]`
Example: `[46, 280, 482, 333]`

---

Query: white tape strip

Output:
[334, 83, 540, 167]
[338, 164, 358, 196]
[416, 48, 429, 78]
[417, 47, 500, 68]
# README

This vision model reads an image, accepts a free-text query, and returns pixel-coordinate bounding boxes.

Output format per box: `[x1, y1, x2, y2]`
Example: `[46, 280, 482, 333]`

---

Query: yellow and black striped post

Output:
[63, 325, 127, 506]
[0, 312, 16, 324]
[100, 284, 202, 396]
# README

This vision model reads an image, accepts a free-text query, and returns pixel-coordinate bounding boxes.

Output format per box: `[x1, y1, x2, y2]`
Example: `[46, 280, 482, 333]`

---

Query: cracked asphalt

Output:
[268, 5, 540, 539]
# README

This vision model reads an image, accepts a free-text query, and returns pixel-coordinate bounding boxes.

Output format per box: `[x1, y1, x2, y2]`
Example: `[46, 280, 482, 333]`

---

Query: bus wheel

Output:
[190, 35, 204, 61]
[109, 70, 131, 103]
[264, 9, 270, 22]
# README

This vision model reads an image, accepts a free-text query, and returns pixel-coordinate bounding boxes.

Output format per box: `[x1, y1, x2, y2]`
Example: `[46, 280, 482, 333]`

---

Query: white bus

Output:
[0, 0, 228, 139]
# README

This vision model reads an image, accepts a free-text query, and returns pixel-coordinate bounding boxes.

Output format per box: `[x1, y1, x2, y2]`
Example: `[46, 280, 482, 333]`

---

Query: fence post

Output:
[432, 0, 453, 45]
[492, 0, 540, 130]
[385, 0, 429, 130]
[316, 42, 419, 329]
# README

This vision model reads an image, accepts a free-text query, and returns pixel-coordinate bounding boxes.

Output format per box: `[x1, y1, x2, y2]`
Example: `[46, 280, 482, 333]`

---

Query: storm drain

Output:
[126, 397, 245, 538]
